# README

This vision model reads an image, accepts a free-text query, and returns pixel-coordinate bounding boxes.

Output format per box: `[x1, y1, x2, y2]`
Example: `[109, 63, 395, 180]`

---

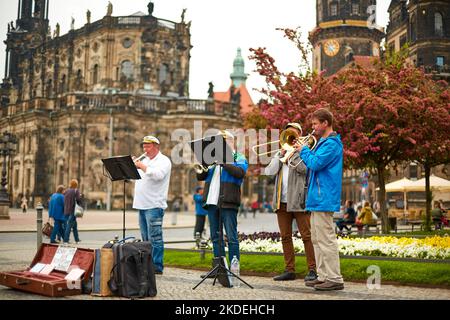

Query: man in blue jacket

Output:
[196, 130, 248, 265]
[48, 185, 66, 244]
[296, 108, 344, 291]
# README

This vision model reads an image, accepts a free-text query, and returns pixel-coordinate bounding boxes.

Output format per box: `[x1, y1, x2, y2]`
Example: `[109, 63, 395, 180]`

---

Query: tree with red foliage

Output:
[403, 72, 450, 231]
[248, 28, 450, 233]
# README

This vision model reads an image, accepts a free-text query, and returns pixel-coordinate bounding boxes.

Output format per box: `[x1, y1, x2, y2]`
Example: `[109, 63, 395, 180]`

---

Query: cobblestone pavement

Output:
[0, 243, 449, 300]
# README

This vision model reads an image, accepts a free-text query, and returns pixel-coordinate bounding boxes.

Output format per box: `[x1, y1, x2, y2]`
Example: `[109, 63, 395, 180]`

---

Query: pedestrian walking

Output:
[63, 179, 82, 244]
[20, 196, 28, 213]
[193, 187, 208, 238]
[48, 185, 66, 243]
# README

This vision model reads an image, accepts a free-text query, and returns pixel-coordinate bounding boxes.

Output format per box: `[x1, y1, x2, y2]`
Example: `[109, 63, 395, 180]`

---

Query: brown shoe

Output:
[314, 280, 344, 291]
[305, 279, 324, 287]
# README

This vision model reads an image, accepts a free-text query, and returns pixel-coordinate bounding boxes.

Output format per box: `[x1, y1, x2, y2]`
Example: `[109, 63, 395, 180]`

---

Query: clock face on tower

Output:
[324, 39, 340, 57]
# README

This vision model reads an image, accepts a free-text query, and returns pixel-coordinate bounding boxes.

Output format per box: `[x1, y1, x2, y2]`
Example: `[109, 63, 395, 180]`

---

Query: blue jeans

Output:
[139, 208, 165, 272]
[50, 219, 66, 243]
[64, 214, 80, 243]
[207, 205, 239, 263]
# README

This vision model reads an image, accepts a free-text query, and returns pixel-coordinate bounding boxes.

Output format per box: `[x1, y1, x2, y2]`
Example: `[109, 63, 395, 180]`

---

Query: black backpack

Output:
[108, 239, 157, 298]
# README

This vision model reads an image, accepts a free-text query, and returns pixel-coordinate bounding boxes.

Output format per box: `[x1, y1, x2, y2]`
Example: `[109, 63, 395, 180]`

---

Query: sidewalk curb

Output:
[0, 225, 196, 234]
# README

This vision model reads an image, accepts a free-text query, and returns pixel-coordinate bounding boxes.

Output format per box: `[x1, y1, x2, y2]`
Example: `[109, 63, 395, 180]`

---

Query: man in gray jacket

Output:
[264, 123, 317, 282]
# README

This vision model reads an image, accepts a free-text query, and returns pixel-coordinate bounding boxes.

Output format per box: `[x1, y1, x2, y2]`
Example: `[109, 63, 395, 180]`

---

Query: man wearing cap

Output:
[196, 130, 248, 266]
[133, 135, 172, 275]
[264, 123, 317, 282]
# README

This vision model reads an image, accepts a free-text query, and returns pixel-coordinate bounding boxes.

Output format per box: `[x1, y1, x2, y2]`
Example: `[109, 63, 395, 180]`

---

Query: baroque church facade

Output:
[0, 1, 243, 210]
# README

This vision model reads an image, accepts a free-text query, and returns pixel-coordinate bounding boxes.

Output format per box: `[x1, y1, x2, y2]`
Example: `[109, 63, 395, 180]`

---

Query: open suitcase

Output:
[0, 243, 95, 297]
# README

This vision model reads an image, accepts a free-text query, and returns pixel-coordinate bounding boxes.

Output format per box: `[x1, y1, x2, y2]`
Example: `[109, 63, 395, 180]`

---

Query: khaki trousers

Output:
[276, 203, 316, 272]
[310, 211, 344, 284]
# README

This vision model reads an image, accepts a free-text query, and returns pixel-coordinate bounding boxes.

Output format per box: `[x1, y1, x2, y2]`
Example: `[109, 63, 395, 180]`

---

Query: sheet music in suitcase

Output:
[107, 237, 157, 298]
[0, 244, 95, 297]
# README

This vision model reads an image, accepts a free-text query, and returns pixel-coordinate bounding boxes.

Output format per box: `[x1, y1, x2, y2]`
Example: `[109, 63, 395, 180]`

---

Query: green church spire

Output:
[230, 48, 247, 87]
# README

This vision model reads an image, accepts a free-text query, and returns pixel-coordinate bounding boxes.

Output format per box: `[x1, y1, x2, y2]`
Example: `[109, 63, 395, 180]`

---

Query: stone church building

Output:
[0, 1, 243, 210]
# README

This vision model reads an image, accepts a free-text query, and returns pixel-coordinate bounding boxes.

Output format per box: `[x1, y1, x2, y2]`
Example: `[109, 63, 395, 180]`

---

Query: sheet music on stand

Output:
[101, 155, 141, 181]
[101, 155, 141, 239]
[189, 134, 234, 166]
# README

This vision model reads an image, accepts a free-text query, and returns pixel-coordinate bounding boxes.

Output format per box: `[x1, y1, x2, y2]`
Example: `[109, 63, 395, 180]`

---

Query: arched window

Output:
[435, 12, 443, 36]
[121, 60, 133, 79]
[60, 74, 66, 93]
[46, 79, 52, 98]
[158, 63, 169, 84]
[318, 0, 323, 21]
[75, 69, 83, 90]
[93, 64, 99, 84]
[351, 1, 359, 15]
[330, 2, 338, 17]
[410, 14, 417, 42]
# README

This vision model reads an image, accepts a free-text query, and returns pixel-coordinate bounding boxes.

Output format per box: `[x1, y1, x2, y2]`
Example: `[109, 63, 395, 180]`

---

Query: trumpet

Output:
[285, 130, 317, 168]
[192, 163, 214, 174]
[133, 153, 147, 163]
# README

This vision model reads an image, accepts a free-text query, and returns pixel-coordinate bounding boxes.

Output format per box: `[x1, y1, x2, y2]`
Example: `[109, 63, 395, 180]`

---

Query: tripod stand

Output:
[192, 165, 253, 290]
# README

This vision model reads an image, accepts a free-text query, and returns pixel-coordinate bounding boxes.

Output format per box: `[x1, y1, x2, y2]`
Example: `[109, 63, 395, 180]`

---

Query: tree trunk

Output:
[424, 164, 432, 231]
[377, 165, 389, 234]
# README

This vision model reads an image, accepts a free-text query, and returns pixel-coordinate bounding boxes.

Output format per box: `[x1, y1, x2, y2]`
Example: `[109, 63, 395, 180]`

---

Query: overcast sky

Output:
[0, 0, 390, 102]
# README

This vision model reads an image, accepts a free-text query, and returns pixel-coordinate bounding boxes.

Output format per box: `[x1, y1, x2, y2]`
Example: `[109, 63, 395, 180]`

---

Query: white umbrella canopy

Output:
[377, 178, 415, 219]
[408, 175, 450, 192]
[382, 177, 417, 192]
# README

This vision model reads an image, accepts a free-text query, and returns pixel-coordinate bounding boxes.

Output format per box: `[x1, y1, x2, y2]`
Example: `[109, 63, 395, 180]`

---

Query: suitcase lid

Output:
[28, 244, 95, 280]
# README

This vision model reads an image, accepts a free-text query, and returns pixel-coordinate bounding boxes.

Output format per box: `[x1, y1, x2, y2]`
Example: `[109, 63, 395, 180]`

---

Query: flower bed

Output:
[233, 232, 450, 260]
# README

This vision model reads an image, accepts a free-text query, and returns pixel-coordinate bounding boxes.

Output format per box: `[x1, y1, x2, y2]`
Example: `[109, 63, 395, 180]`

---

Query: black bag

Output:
[108, 239, 157, 298]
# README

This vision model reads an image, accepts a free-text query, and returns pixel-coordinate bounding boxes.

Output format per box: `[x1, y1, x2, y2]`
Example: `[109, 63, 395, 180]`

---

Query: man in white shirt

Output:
[133, 135, 172, 275]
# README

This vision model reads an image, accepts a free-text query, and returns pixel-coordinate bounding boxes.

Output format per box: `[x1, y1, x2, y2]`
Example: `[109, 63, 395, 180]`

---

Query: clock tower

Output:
[309, 0, 385, 76]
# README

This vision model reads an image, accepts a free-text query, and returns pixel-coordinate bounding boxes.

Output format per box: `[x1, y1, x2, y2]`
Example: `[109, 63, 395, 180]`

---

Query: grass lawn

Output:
[165, 249, 450, 287]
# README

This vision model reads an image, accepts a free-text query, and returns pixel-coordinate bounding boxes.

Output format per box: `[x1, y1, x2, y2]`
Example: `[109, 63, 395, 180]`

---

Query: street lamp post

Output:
[0, 131, 17, 220]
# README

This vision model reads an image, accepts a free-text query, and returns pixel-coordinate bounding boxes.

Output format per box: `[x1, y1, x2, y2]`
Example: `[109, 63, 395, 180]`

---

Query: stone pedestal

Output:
[0, 202, 10, 220]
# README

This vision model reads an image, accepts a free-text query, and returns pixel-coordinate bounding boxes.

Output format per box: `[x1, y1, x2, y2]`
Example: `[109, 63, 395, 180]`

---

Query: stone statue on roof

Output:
[233, 89, 241, 105]
[229, 83, 236, 102]
[71, 17, 75, 30]
[54, 23, 60, 37]
[207, 82, 214, 99]
[181, 8, 187, 23]
[106, 1, 113, 16]
[86, 10, 91, 24]
[147, 2, 154, 16]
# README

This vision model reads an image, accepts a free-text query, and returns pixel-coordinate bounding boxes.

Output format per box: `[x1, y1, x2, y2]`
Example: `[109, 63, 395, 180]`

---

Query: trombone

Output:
[251, 126, 303, 158]
[251, 127, 317, 168]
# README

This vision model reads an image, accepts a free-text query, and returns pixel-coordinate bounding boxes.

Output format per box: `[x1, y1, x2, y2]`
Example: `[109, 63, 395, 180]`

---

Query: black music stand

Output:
[102, 155, 141, 239]
[190, 134, 253, 290]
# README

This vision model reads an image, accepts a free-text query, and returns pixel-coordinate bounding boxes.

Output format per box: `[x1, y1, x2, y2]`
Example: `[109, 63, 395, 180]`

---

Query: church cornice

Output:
[310, 25, 385, 45]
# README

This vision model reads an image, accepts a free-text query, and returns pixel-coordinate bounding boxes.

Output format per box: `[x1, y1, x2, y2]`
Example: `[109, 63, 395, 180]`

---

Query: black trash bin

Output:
[388, 217, 397, 232]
